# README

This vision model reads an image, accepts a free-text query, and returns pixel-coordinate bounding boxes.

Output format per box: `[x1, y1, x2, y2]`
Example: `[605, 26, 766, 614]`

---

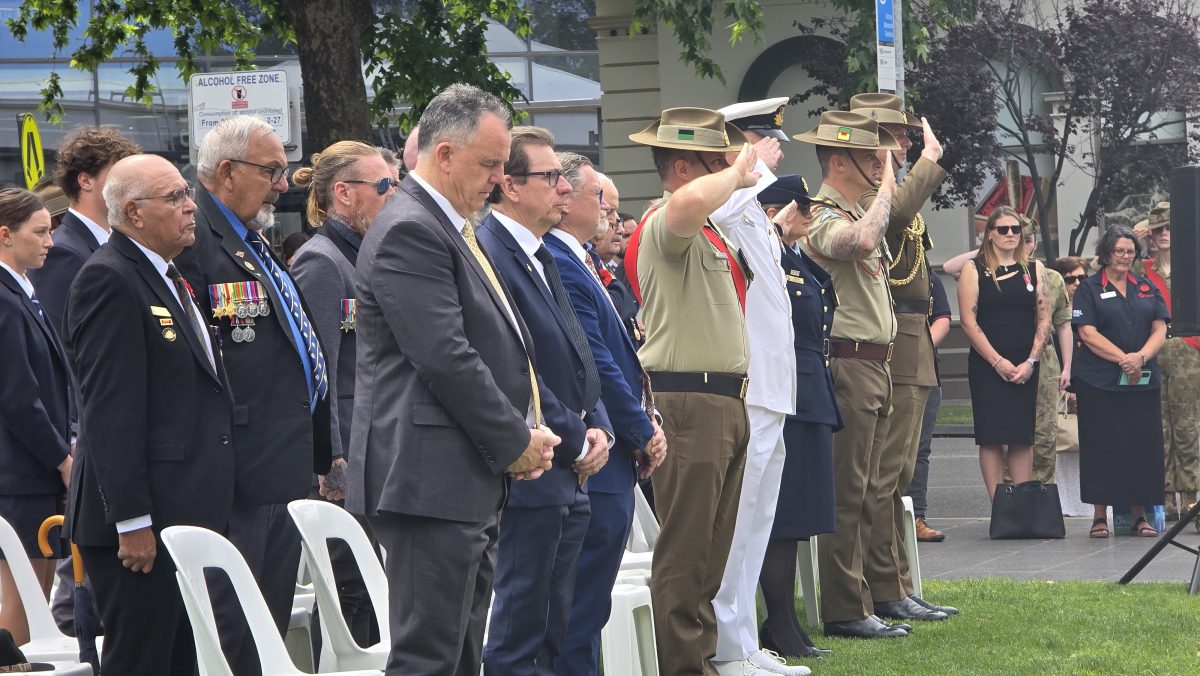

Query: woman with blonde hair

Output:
[958, 205, 1051, 501]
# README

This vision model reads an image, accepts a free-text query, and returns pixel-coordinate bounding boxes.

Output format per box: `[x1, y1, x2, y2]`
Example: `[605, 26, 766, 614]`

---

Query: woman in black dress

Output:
[1072, 227, 1168, 538]
[754, 176, 841, 660]
[0, 188, 72, 646]
[958, 206, 1051, 501]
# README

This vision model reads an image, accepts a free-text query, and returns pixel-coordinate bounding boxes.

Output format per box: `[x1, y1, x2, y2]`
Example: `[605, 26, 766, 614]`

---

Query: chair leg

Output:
[796, 537, 820, 627]
[901, 497, 922, 599]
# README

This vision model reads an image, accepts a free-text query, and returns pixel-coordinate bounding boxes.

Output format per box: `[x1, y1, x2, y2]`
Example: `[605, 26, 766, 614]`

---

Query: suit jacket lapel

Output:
[547, 234, 639, 355]
[402, 180, 526, 342]
[319, 221, 359, 267]
[61, 212, 101, 253]
[112, 233, 220, 383]
[0, 272, 69, 367]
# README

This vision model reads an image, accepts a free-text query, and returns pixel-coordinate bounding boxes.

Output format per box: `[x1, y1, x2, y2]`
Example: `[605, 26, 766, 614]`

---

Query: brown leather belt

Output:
[893, 297, 933, 316]
[647, 371, 749, 399]
[828, 339, 893, 362]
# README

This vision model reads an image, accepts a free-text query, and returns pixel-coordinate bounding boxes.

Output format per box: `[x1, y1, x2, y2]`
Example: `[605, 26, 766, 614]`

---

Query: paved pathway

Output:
[917, 433, 1200, 584]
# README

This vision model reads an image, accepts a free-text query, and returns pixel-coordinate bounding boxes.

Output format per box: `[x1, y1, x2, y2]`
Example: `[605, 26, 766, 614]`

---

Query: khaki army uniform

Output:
[858, 157, 946, 603]
[801, 183, 898, 623]
[1136, 257, 1200, 495]
[1031, 268, 1072, 484]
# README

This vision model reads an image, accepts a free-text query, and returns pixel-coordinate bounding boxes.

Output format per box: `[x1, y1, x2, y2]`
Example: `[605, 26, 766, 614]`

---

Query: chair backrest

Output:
[286, 500, 390, 648]
[632, 485, 659, 551]
[175, 571, 234, 676]
[161, 526, 300, 676]
[0, 515, 65, 642]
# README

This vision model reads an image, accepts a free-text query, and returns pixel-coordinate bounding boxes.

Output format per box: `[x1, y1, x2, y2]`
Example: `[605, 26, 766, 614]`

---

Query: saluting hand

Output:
[752, 136, 783, 172]
[773, 200, 811, 240]
[919, 117, 943, 163]
[118, 527, 157, 574]
[731, 143, 761, 189]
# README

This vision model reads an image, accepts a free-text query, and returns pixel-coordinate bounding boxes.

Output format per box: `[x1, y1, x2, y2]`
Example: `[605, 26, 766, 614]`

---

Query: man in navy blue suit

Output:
[547, 152, 667, 676]
[477, 126, 613, 674]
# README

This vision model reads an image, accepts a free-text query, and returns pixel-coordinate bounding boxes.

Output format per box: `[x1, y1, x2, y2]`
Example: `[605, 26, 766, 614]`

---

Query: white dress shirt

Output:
[709, 160, 797, 415]
[69, 208, 110, 246]
[0, 261, 36, 300]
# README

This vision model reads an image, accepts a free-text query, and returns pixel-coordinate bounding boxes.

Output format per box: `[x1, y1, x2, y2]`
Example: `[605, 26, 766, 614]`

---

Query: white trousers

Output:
[713, 405, 788, 661]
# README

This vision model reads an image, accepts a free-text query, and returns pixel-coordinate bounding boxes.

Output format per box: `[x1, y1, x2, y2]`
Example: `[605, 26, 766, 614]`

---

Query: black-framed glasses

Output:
[343, 177, 399, 195]
[511, 170, 563, 186]
[1063, 274, 1086, 284]
[230, 159, 290, 184]
[988, 225, 1020, 235]
[132, 186, 196, 208]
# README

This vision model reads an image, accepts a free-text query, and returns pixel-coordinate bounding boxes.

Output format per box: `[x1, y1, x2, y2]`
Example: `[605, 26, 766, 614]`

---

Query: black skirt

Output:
[771, 419, 837, 540]
[968, 350, 1038, 445]
[1075, 379, 1165, 506]
[0, 494, 64, 560]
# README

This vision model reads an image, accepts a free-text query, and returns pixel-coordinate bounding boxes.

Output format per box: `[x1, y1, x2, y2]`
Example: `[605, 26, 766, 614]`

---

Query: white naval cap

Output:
[717, 97, 791, 141]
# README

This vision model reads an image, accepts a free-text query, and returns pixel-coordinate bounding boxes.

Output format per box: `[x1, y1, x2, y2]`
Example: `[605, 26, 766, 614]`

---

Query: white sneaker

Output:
[747, 649, 812, 676]
[713, 659, 772, 676]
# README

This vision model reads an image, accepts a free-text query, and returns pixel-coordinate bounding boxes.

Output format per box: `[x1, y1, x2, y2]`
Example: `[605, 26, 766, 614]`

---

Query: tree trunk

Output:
[283, 0, 376, 155]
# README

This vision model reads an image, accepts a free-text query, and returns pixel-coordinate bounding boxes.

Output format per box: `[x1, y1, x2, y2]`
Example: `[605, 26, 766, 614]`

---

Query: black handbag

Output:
[989, 480, 1067, 539]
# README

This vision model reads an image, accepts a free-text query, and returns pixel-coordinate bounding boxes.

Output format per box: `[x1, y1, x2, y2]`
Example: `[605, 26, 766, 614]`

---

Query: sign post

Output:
[876, 0, 904, 98]
[18, 113, 44, 189]
[188, 70, 302, 162]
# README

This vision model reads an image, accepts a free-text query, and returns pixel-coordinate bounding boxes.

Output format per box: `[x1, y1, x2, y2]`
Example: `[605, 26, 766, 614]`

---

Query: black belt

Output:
[828, 339, 893, 361]
[893, 297, 933, 316]
[647, 371, 748, 399]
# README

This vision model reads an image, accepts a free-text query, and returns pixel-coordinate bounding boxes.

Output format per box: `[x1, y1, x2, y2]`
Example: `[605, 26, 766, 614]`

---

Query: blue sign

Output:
[877, 0, 895, 44]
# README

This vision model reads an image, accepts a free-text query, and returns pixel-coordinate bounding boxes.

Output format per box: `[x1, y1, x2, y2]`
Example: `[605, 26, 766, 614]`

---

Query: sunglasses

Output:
[510, 170, 563, 187]
[988, 225, 1021, 236]
[1063, 274, 1086, 284]
[132, 186, 196, 208]
[344, 177, 400, 195]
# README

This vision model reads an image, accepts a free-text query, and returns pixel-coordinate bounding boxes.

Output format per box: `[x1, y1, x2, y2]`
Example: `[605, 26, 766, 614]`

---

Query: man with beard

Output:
[290, 141, 397, 643]
[174, 115, 333, 675]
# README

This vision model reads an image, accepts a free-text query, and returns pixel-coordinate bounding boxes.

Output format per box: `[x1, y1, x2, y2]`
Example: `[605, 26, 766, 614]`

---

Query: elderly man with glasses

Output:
[174, 115, 333, 676]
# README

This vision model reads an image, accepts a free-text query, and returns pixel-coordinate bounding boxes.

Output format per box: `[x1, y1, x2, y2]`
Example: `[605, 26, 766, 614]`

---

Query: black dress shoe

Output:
[759, 622, 832, 658]
[823, 617, 908, 639]
[869, 614, 911, 634]
[873, 597, 948, 621]
[909, 594, 960, 616]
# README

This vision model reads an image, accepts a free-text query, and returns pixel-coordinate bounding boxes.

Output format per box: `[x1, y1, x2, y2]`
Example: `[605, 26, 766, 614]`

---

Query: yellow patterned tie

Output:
[461, 219, 543, 426]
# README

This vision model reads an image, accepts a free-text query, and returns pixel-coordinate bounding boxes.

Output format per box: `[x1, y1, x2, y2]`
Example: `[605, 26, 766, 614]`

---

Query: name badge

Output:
[1100, 291, 1117, 299]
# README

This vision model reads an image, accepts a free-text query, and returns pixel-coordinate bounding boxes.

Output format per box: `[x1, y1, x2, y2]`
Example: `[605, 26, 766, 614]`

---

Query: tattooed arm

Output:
[826, 156, 897, 261]
[1028, 261, 1053, 359]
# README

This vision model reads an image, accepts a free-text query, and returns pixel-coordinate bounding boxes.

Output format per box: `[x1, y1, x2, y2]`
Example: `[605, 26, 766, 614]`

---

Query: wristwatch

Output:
[1025, 358, 1039, 367]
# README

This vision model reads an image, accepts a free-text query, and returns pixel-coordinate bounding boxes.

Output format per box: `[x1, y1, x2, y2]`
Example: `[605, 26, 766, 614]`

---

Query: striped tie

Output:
[245, 231, 328, 403]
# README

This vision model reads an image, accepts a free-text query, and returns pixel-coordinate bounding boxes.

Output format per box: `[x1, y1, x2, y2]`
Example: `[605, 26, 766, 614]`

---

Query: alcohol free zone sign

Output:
[189, 70, 291, 148]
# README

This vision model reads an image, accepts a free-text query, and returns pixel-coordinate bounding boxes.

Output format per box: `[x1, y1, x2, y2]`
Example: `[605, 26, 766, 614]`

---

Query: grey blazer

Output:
[290, 224, 358, 459]
[346, 177, 537, 523]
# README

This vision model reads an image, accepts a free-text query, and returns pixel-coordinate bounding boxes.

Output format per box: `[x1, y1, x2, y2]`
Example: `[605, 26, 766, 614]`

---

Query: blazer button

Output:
[302, 400, 311, 408]
[219, 435, 230, 445]
[213, 385, 223, 394]
[521, 366, 529, 375]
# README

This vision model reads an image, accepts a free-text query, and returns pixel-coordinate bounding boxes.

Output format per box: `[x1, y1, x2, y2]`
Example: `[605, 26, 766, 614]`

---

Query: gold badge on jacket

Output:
[162, 327, 177, 341]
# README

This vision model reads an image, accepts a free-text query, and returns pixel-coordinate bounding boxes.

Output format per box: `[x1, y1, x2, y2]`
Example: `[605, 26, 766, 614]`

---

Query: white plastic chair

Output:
[901, 496, 922, 598]
[0, 515, 96, 665]
[795, 536, 821, 626]
[287, 500, 390, 672]
[286, 557, 316, 671]
[600, 584, 658, 676]
[160, 525, 382, 676]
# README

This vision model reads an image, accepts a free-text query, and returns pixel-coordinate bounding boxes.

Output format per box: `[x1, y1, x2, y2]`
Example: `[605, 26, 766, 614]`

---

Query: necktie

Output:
[245, 231, 329, 403]
[30, 292, 44, 319]
[460, 219, 543, 426]
[166, 264, 216, 370]
[534, 244, 601, 412]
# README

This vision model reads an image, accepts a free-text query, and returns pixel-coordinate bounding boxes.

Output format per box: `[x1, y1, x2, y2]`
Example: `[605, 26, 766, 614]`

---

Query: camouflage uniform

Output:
[1031, 268, 1071, 484]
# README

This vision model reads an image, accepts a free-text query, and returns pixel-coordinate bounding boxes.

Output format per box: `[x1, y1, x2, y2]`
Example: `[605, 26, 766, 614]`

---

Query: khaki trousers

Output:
[818, 357, 892, 623]
[651, 391, 749, 676]
[866, 382, 930, 601]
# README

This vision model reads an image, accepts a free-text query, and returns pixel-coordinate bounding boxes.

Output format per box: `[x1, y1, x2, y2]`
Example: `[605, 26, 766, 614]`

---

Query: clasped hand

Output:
[508, 425, 559, 480]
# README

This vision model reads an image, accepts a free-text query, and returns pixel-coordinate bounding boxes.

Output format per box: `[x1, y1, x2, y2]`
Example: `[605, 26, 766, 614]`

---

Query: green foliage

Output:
[364, 0, 530, 133]
[631, 0, 765, 84]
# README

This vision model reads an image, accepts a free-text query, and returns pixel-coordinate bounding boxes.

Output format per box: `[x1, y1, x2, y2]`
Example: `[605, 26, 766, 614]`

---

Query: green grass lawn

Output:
[784, 578, 1200, 674]
[936, 403, 974, 425]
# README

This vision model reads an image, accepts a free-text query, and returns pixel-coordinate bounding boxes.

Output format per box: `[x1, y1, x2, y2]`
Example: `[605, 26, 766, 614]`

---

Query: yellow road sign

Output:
[19, 113, 44, 190]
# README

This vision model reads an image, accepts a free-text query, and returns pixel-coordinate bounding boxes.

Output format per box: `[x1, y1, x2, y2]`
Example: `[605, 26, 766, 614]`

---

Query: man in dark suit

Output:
[30, 127, 141, 336]
[291, 142, 397, 643]
[173, 115, 333, 674]
[546, 153, 667, 676]
[346, 83, 558, 676]
[476, 127, 612, 674]
[65, 154, 236, 674]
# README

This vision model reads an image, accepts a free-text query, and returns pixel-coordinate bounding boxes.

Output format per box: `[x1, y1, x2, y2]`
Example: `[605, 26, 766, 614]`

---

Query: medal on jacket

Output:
[209, 281, 267, 342]
[341, 299, 357, 333]
[1024, 271, 1033, 293]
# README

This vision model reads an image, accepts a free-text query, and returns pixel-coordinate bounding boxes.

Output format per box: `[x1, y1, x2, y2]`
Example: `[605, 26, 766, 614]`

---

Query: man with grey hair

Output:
[174, 114, 332, 675]
[66, 153, 235, 675]
[348, 83, 558, 675]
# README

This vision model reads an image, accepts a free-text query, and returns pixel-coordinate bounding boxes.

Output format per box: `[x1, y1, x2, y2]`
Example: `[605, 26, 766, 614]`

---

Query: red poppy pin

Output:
[1140, 284, 1150, 292]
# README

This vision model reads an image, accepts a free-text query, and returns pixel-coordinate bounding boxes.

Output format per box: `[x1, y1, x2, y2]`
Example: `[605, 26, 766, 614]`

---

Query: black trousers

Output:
[80, 540, 197, 676]
[370, 511, 500, 676]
